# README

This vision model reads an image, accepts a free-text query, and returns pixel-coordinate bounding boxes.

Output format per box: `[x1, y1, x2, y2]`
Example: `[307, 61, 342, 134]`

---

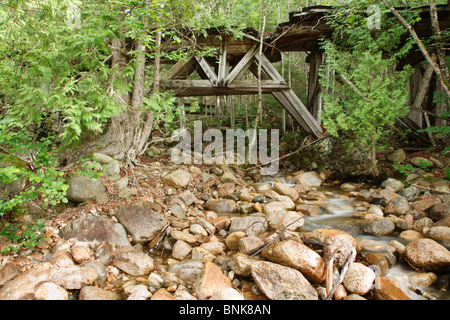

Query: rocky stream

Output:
[0, 151, 449, 301]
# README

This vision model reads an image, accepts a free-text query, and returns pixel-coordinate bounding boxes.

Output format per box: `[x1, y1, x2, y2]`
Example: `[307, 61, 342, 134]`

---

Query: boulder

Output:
[163, 170, 192, 188]
[398, 186, 420, 202]
[113, 248, 154, 276]
[429, 203, 450, 221]
[374, 277, 411, 300]
[61, 215, 130, 246]
[66, 176, 107, 204]
[228, 215, 266, 235]
[79, 286, 122, 300]
[384, 196, 411, 216]
[115, 206, 167, 244]
[172, 240, 193, 260]
[272, 183, 299, 201]
[343, 263, 376, 296]
[251, 261, 318, 300]
[266, 211, 304, 231]
[381, 178, 404, 192]
[0, 263, 54, 300]
[388, 149, 406, 163]
[204, 199, 237, 214]
[92, 153, 114, 165]
[51, 266, 98, 290]
[194, 261, 232, 300]
[294, 171, 323, 187]
[413, 196, 442, 212]
[404, 238, 450, 272]
[261, 240, 326, 283]
[209, 288, 245, 300]
[411, 157, 433, 168]
[361, 218, 396, 236]
[34, 282, 68, 300]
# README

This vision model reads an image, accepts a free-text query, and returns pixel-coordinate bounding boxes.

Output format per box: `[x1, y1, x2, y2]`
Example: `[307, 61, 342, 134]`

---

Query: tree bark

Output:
[383, 0, 450, 98]
[430, 0, 450, 82]
[95, 1, 155, 162]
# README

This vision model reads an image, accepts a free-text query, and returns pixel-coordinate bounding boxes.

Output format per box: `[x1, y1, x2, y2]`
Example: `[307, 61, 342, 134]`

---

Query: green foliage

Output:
[0, 1, 126, 146]
[75, 158, 105, 180]
[392, 162, 414, 178]
[319, 4, 415, 153]
[143, 92, 178, 133]
[444, 166, 450, 180]
[0, 124, 69, 214]
[0, 219, 45, 254]
[418, 91, 450, 154]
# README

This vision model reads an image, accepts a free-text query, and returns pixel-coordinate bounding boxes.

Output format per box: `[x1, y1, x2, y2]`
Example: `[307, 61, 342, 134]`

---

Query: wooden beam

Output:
[167, 54, 196, 79]
[273, 90, 323, 138]
[225, 44, 259, 85]
[194, 55, 218, 85]
[217, 38, 228, 86]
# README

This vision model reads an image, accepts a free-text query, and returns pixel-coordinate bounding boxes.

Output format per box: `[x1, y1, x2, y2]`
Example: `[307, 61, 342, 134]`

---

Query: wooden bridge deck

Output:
[159, 4, 450, 139]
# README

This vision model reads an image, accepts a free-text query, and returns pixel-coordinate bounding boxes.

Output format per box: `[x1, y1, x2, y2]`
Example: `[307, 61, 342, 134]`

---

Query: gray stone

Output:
[362, 218, 396, 236]
[388, 149, 406, 163]
[114, 176, 129, 190]
[51, 266, 98, 290]
[398, 186, 420, 202]
[118, 188, 138, 199]
[229, 215, 266, 235]
[251, 261, 318, 300]
[205, 199, 237, 213]
[163, 170, 192, 188]
[381, 178, 404, 192]
[294, 171, 323, 187]
[66, 176, 107, 204]
[61, 215, 130, 246]
[411, 157, 433, 168]
[93, 153, 114, 165]
[115, 206, 167, 244]
[104, 161, 121, 177]
[384, 196, 411, 216]
[113, 248, 154, 276]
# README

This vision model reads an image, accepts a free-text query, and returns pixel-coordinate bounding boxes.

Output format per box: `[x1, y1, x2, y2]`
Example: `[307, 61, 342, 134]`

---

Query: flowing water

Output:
[259, 175, 450, 300]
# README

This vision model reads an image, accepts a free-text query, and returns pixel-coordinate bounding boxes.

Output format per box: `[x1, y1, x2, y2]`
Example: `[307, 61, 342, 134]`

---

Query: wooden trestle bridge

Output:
[160, 5, 450, 140]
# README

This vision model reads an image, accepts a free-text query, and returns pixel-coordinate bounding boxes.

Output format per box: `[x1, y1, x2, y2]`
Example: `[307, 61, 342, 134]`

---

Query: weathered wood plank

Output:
[194, 55, 218, 86]
[167, 54, 196, 79]
[225, 44, 259, 85]
[273, 90, 323, 138]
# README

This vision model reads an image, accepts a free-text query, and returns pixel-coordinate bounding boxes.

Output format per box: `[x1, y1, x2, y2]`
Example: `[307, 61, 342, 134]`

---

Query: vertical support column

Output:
[408, 63, 424, 128]
[307, 51, 323, 123]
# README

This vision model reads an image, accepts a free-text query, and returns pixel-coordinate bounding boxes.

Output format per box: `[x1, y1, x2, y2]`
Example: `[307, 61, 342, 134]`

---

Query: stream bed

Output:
[289, 184, 448, 300]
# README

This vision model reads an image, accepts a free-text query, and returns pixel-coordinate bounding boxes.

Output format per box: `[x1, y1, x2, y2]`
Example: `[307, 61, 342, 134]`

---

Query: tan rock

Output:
[194, 261, 232, 300]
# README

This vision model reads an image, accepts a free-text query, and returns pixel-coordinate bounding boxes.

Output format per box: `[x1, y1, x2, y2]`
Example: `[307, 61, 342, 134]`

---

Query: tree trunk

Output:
[430, 0, 450, 82]
[383, 0, 450, 98]
[95, 1, 155, 163]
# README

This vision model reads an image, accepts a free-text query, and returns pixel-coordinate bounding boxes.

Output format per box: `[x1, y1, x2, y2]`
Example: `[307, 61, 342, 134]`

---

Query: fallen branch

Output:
[412, 184, 450, 195]
[325, 247, 357, 300]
